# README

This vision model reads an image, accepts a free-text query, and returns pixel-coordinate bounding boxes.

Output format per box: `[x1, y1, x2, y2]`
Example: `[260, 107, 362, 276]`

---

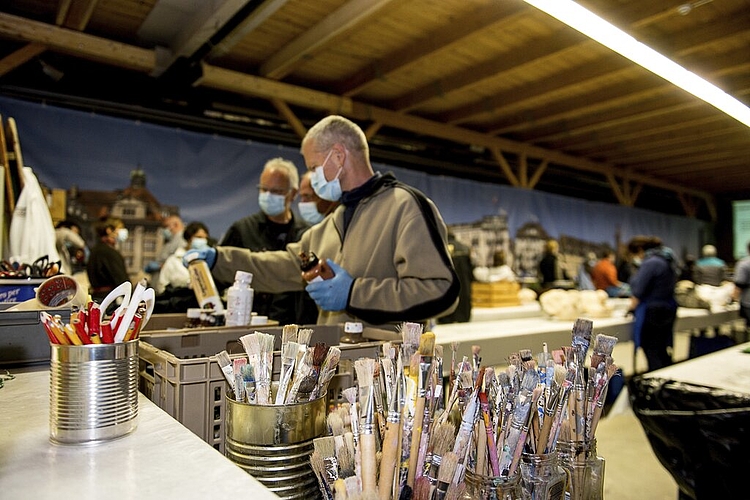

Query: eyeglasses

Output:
[257, 185, 290, 196]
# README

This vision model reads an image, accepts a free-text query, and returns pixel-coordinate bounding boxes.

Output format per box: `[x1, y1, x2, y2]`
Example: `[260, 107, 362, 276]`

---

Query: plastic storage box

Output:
[0, 305, 71, 367]
[138, 323, 384, 453]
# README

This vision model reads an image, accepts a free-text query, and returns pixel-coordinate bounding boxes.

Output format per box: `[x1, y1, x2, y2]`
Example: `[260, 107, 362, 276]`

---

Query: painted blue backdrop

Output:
[0, 96, 706, 257]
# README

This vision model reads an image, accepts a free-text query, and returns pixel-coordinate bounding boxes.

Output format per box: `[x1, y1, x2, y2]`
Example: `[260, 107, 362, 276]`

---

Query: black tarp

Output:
[629, 375, 750, 499]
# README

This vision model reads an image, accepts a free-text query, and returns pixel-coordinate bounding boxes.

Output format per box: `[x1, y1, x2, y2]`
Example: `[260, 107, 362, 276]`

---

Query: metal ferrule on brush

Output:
[361, 385, 376, 435]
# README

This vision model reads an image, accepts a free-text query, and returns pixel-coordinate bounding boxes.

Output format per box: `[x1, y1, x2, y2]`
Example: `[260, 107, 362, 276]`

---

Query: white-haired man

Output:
[190, 115, 459, 328]
[220, 157, 316, 325]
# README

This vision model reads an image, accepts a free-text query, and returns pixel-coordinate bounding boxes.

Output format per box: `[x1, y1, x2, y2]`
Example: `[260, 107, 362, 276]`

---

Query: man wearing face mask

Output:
[145, 215, 186, 276]
[87, 217, 131, 305]
[220, 157, 317, 325]
[298, 171, 339, 225]
[187, 115, 459, 328]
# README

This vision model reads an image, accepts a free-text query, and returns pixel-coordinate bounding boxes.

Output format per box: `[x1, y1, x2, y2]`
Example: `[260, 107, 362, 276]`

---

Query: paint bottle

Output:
[225, 271, 254, 327]
[185, 255, 224, 312]
[299, 251, 335, 282]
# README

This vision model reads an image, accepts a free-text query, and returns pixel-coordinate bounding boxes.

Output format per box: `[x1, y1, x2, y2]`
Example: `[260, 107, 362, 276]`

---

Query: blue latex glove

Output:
[305, 259, 354, 312]
[183, 247, 217, 269]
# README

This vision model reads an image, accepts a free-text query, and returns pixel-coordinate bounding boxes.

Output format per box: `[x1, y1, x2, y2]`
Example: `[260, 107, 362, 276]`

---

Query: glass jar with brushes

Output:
[459, 470, 523, 500]
[519, 451, 567, 500]
[557, 439, 605, 500]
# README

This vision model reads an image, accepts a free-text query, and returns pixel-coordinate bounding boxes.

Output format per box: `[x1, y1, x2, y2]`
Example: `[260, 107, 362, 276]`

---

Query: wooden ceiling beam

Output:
[390, 30, 588, 113]
[0, 12, 155, 72]
[492, 47, 750, 137]
[0, 42, 46, 77]
[59, 0, 99, 31]
[271, 98, 307, 139]
[207, 0, 290, 60]
[389, 0, 674, 114]
[447, 7, 750, 128]
[490, 148, 520, 187]
[193, 62, 715, 201]
[144, 0, 252, 76]
[259, 0, 401, 80]
[338, 2, 527, 97]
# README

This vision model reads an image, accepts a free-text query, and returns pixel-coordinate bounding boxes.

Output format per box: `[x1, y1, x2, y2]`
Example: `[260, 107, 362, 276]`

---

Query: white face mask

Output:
[258, 191, 287, 217]
[116, 228, 129, 242]
[190, 237, 209, 250]
[298, 201, 324, 225]
[310, 150, 342, 202]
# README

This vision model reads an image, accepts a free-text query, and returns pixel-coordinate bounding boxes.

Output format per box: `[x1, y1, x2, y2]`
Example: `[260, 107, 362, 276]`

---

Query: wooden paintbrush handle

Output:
[360, 432, 377, 493]
[378, 421, 400, 500]
[406, 397, 426, 487]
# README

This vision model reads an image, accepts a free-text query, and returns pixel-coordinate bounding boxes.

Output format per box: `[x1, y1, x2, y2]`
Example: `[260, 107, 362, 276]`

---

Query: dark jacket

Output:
[220, 211, 317, 325]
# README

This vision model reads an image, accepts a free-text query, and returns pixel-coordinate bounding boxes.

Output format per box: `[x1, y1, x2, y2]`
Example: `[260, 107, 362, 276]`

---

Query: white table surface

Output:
[434, 305, 739, 368]
[0, 369, 280, 499]
[643, 341, 750, 395]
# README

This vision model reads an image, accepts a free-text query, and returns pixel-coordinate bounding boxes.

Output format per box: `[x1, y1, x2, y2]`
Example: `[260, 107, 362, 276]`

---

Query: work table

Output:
[0, 369, 280, 499]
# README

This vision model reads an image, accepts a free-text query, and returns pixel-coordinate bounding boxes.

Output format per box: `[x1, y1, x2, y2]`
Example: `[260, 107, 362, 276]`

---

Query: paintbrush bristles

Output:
[418, 332, 436, 357]
[282, 323, 299, 345]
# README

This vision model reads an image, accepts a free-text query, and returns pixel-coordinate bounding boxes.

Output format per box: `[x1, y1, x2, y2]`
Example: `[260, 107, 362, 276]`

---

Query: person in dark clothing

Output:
[87, 218, 130, 306]
[628, 235, 678, 371]
[538, 239, 568, 292]
[220, 157, 318, 325]
[438, 233, 473, 324]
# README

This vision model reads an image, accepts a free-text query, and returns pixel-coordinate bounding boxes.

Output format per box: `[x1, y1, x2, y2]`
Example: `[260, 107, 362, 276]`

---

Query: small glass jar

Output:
[557, 439, 605, 500]
[299, 251, 335, 282]
[459, 469, 522, 500]
[520, 452, 567, 500]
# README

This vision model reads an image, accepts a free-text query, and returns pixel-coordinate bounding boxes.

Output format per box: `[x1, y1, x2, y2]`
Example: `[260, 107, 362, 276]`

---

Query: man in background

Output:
[144, 214, 186, 283]
[220, 157, 317, 325]
[298, 170, 338, 225]
[694, 244, 728, 286]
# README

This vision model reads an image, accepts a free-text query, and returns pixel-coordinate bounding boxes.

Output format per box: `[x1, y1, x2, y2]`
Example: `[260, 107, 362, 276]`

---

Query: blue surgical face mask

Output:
[258, 191, 287, 217]
[311, 150, 342, 202]
[190, 237, 209, 250]
[162, 227, 172, 241]
[298, 201, 324, 225]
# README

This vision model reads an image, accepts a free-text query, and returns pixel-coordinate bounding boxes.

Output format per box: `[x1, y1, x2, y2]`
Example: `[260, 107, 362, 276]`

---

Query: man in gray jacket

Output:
[186, 115, 459, 328]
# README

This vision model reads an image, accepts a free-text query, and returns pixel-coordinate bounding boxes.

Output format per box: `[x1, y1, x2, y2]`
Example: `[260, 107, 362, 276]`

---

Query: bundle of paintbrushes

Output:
[217, 324, 341, 406]
[308, 322, 451, 500]
[434, 319, 619, 498]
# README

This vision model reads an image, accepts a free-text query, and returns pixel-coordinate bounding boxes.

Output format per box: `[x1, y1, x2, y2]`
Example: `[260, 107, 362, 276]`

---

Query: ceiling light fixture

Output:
[522, 0, 750, 128]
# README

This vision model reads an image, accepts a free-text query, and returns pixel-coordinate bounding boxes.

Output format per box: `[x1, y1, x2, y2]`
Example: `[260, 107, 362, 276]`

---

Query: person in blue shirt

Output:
[628, 236, 679, 371]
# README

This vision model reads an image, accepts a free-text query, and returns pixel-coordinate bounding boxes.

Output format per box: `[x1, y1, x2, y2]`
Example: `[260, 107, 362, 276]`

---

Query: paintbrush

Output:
[590, 334, 618, 370]
[478, 390, 500, 476]
[546, 364, 577, 453]
[433, 451, 458, 500]
[426, 420, 457, 489]
[282, 323, 299, 346]
[313, 346, 342, 401]
[215, 350, 235, 391]
[354, 358, 378, 493]
[412, 475, 431, 500]
[254, 332, 275, 404]
[315, 436, 340, 486]
[286, 348, 313, 404]
[342, 386, 360, 446]
[449, 341, 459, 395]
[295, 342, 329, 402]
[310, 450, 335, 500]
[407, 331, 436, 487]
[378, 354, 403, 500]
[471, 345, 481, 380]
[498, 368, 538, 474]
[588, 360, 619, 440]
[509, 385, 544, 475]
[275, 341, 299, 404]
[535, 364, 564, 453]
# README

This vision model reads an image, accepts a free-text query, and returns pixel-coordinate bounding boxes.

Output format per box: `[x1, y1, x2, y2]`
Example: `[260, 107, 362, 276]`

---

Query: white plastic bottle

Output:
[225, 270, 254, 327]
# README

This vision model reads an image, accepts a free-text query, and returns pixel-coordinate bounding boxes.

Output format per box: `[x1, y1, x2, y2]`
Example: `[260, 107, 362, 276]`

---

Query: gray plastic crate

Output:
[0, 305, 72, 367]
[138, 324, 383, 453]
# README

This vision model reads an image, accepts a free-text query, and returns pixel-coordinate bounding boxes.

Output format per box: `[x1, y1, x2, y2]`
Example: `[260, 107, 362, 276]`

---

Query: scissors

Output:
[30, 255, 62, 278]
